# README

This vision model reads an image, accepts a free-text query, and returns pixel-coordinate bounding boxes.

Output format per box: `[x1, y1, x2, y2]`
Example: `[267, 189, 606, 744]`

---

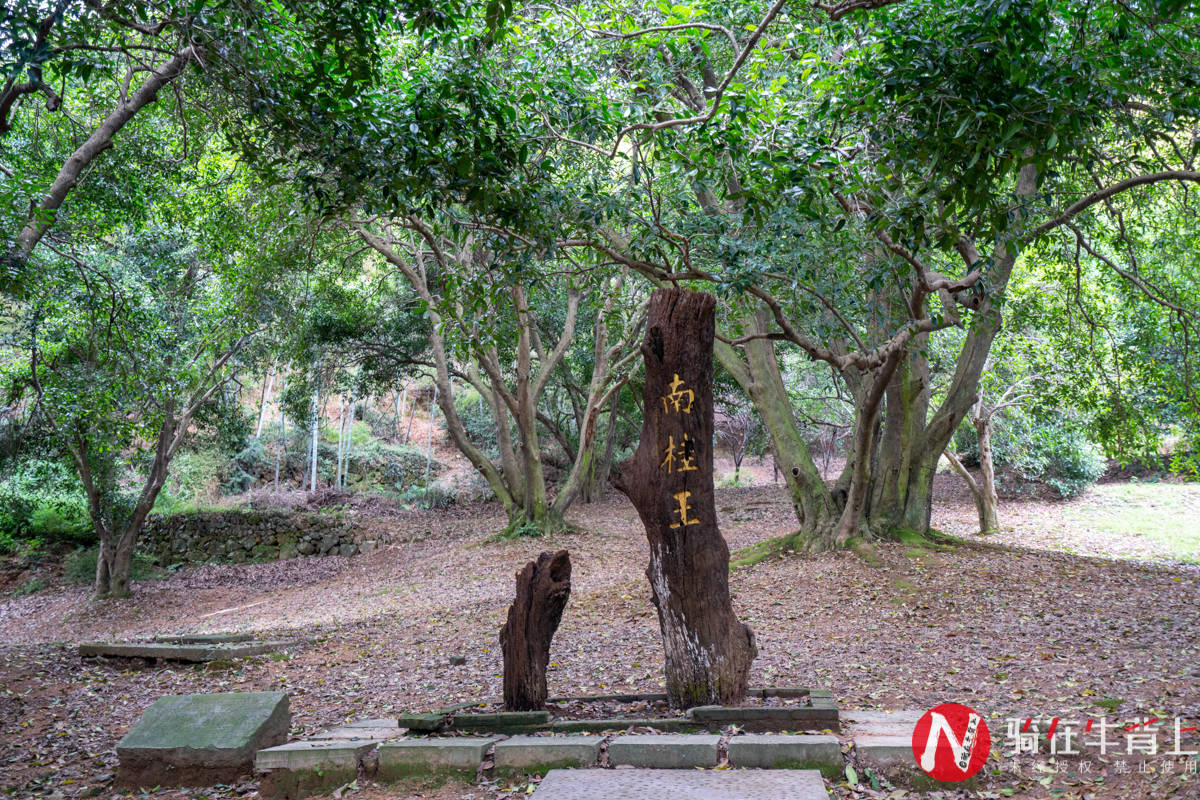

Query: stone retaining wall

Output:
[142, 511, 374, 565]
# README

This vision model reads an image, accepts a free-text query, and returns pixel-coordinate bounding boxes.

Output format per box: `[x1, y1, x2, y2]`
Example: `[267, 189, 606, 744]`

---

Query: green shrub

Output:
[11, 577, 46, 596]
[29, 504, 91, 542]
[1036, 424, 1106, 498]
[0, 459, 94, 549]
[954, 410, 1105, 498]
[398, 483, 456, 509]
[164, 449, 225, 506]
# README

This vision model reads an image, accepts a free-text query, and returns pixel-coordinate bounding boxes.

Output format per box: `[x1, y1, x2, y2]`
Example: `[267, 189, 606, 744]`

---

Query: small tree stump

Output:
[499, 549, 572, 711]
[615, 288, 757, 708]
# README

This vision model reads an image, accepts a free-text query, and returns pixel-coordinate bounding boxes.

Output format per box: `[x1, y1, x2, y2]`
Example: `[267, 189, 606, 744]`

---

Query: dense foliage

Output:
[2, 0, 1198, 592]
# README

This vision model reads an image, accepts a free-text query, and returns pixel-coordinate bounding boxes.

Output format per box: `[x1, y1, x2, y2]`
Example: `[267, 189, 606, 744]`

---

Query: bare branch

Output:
[1032, 170, 1200, 239]
[814, 0, 910, 20]
[606, 0, 788, 156]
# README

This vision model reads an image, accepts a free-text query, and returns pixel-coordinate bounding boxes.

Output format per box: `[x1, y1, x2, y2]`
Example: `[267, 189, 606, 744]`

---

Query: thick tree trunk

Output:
[715, 320, 838, 549]
[499, 550, 572, 711]
[616, 289, 756, 708]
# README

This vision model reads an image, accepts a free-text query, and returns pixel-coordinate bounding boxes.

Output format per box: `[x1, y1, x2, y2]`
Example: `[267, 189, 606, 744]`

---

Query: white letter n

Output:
[919, 712, 980, 774]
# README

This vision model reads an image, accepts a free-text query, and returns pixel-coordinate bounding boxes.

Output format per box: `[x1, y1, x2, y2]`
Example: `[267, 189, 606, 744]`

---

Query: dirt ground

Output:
[1, 462, 1198, 800]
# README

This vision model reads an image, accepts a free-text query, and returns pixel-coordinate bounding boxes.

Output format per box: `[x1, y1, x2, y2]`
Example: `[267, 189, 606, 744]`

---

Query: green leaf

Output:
[845, 765, 858, 786]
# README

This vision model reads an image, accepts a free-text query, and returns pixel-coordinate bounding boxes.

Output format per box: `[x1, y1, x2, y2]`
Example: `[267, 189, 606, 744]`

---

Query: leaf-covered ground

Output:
[1, 470, 1198, 800]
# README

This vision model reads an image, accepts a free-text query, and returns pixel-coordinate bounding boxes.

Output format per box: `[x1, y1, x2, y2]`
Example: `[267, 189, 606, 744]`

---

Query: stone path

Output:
[531, 768, 830, 799]
[249, 708, 929, 798]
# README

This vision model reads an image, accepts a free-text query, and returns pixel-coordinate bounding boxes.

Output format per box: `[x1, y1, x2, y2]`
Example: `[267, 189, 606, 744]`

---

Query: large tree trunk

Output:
[499, 550, 572, 711]
[616, 288, 756, 708]
[715, 319, 839, 544]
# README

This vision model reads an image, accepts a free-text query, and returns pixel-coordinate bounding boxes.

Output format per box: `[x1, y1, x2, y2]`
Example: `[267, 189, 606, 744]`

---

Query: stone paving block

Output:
[532, 768, 830, 799]
[153, 633, 254, 644]
[547, 718, 699, 734]
[607, 734, 720, 768]
[396, 712, 447, 732]
[309, 718, 401, 742]
[80, 640, 291, 662]
[452, 710, 551, 731]
[377, 736, 498, 779]
[845, 709, 919, 771]
[852, 734, 914, 770]
[117, 691, 290, 787]
[493, 736, 601, 772]
[255, 739, 373, 771]
[727, 733, 840, 772]
[844, 710, 920, 737]
[688, 705, 838, 732]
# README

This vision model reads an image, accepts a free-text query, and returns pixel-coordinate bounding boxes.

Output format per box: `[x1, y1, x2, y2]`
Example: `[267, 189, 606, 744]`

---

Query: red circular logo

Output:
[910, 703, 991, 782]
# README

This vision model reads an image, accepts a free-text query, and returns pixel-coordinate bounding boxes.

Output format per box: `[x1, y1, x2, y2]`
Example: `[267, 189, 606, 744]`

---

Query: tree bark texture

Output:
[616, 288, 756, 708]
[499, 549, 572, 711]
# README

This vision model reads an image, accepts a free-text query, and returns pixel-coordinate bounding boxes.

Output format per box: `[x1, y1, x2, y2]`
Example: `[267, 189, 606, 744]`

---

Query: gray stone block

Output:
[153, 633, 253, 644]
[255, 739, 373, 771]
[844, 710, 916, 734]
[532, 768, 830, 799]
[844, 710, 919, 771]
[396, 712, 448, 732]
[309, 718, 401, 742]
[494, 736, 601, 772]
[377, 736, 498, 779]
[688, 705, 838, 732]
[727, 733, 840, 772]
[80, 640, 291, 662]
[607, 734, 720, 768]
[452, 710, 551, 732]
[852, 734, 914, 769]
[117, 691, 290, 787]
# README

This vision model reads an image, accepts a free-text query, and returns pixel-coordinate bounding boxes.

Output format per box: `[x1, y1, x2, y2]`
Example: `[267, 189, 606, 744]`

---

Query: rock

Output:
[449, 656, 467, 666]
[338, 542, 357, 558]
[116, 691, 290, 787]
[297, 541, 316, 556]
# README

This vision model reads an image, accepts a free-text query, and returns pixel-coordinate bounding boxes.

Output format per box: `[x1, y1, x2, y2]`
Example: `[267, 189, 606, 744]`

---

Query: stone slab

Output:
[688, 705, 838, 732]
[494, 736, 601, 771]
[117, 691, 290, 787]
[545, 718, 701, 735]
[844, 709, 920, 736]
[308, 718, 402, 742]
[727, 733, 841, 771]
[452, 710, 551, 731]
[607, 734, 720, 768]
[80, 640, 291, 662]
[153, 633, 254, 644]
[852, 734, 914, 769]
[532, 768, 829, 799]
[845, 710, 919, 771]
[396, 712, 448, 732]
[255, 739, 373, 771]
[377, 736, 498, 779]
